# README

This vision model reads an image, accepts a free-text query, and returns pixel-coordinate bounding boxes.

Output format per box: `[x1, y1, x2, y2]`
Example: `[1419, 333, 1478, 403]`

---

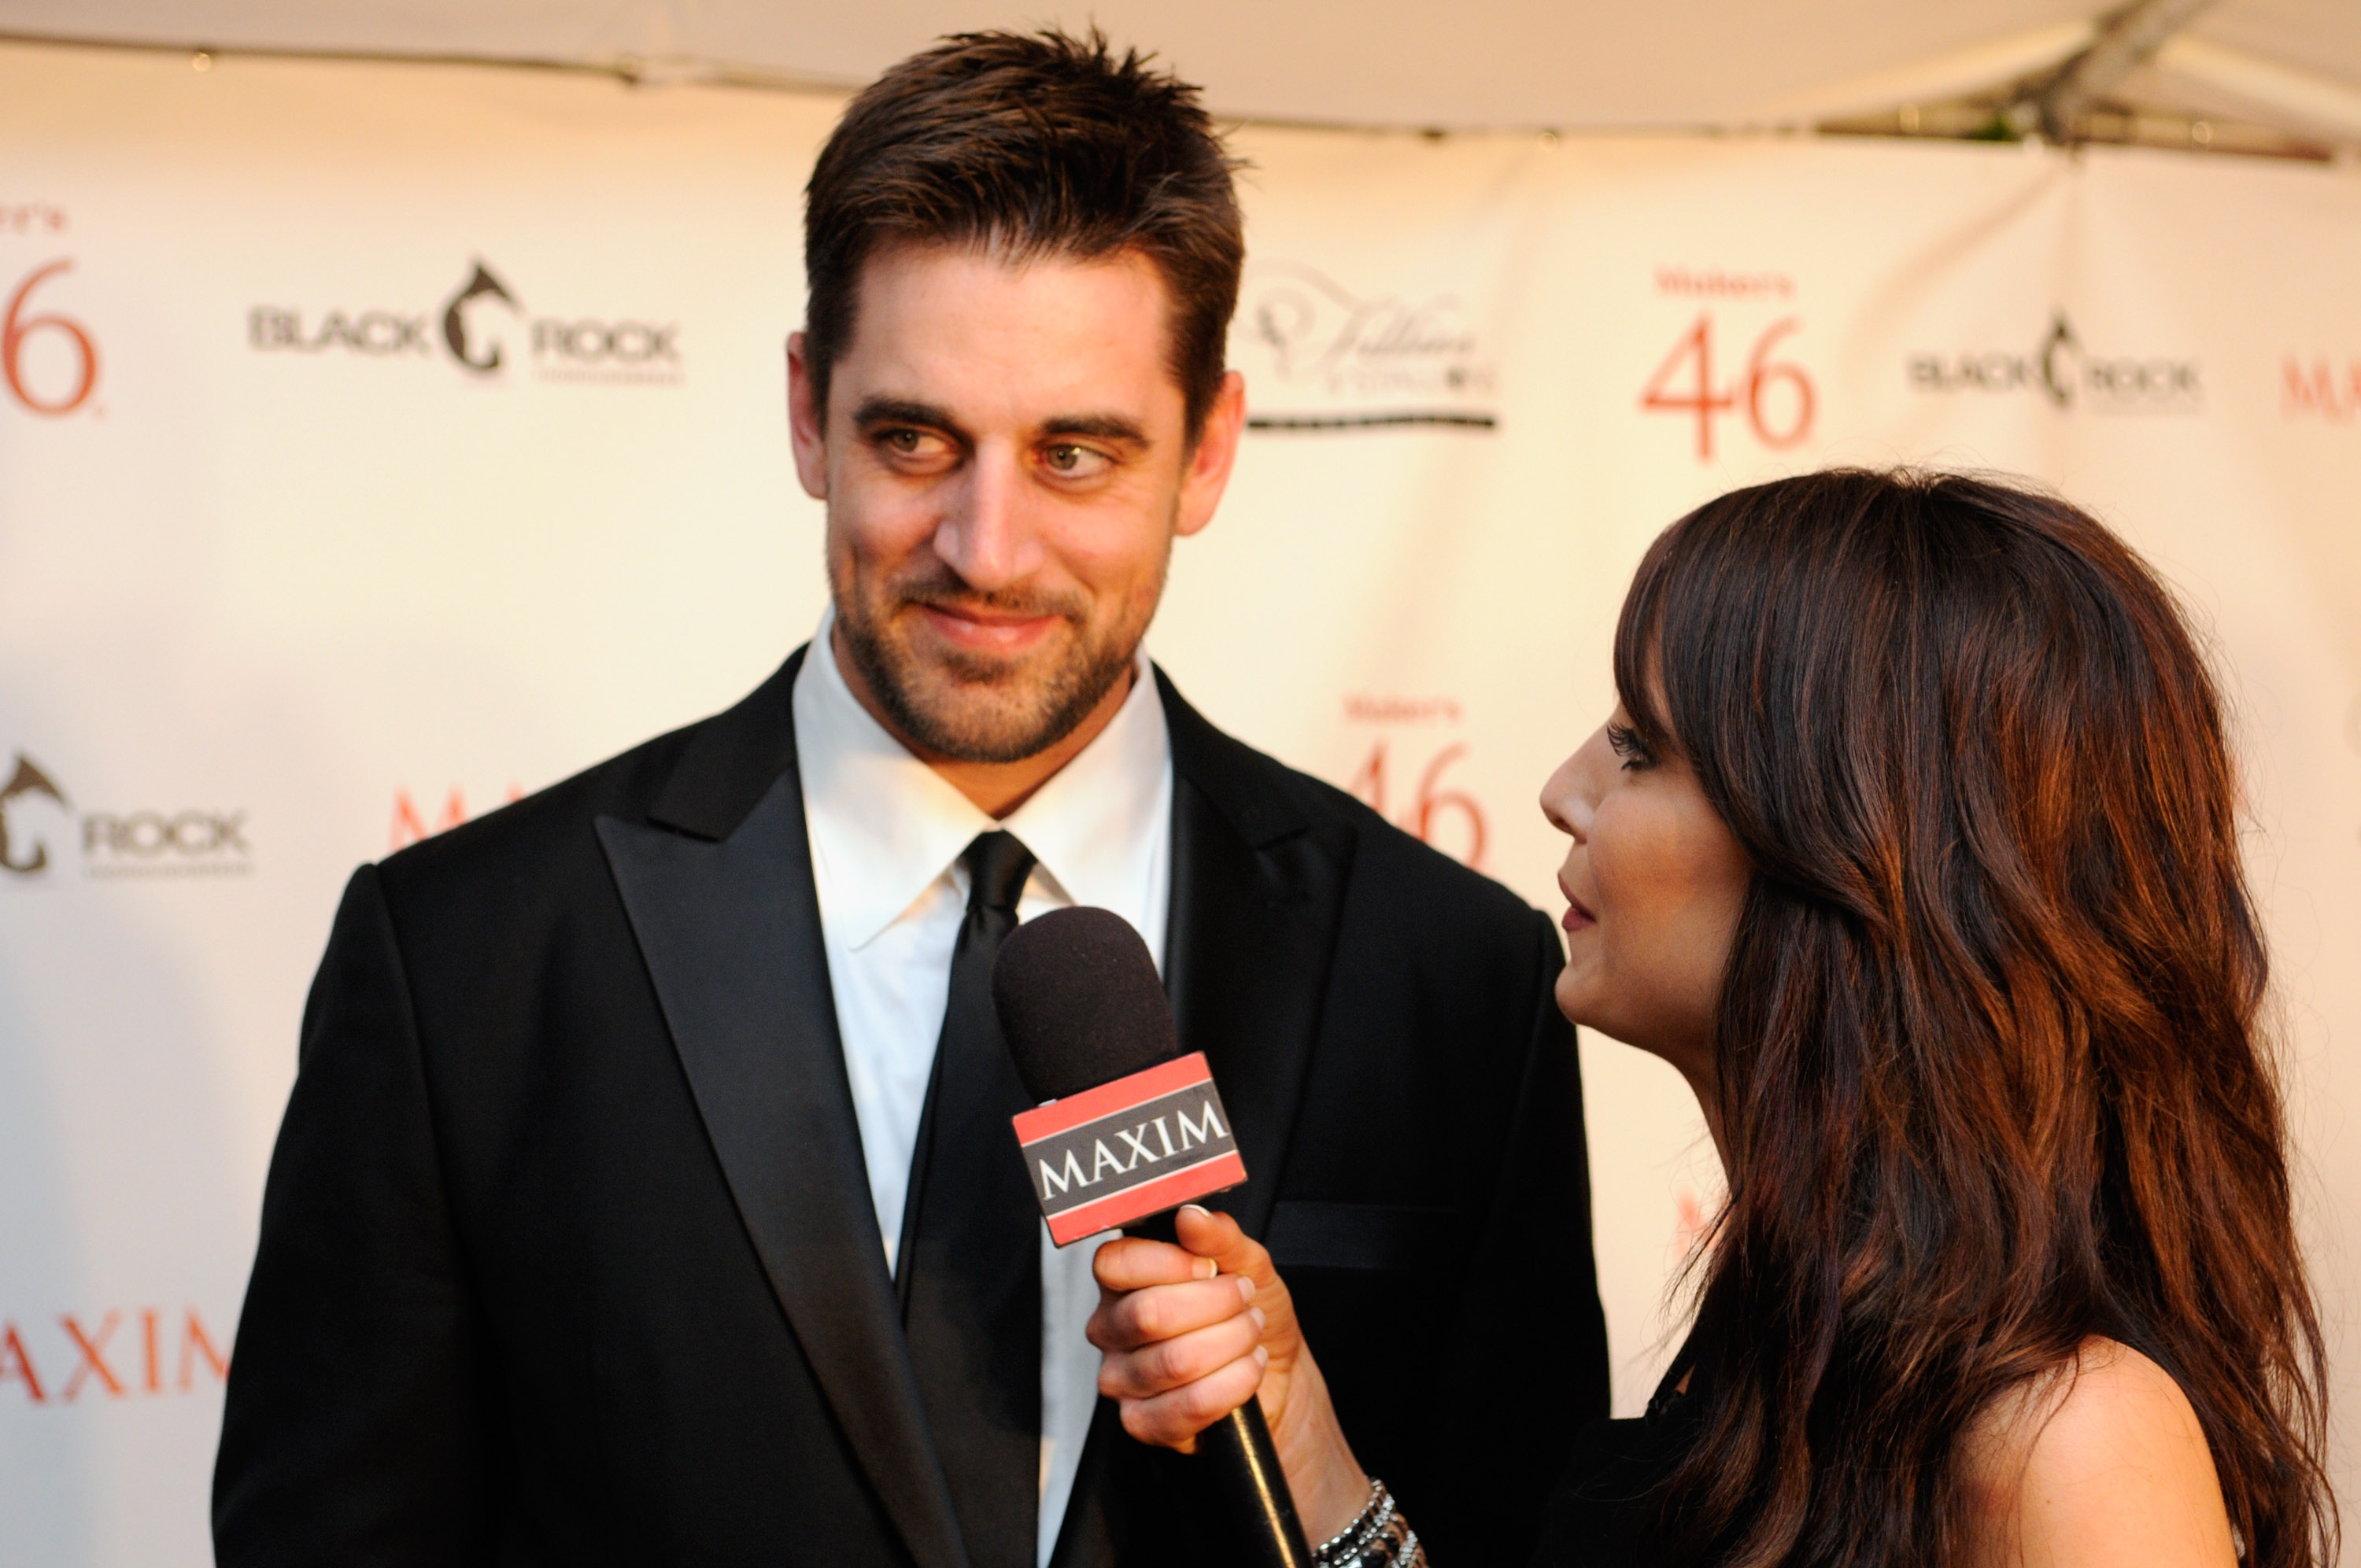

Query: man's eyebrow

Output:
[1040, 414, 1149, 446]
[849, 398, 1147, 449]
[851, 396, 964, 435]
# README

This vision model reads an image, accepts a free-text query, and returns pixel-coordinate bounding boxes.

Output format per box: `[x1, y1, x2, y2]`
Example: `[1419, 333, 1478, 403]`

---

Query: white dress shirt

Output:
[793, 613, 1173, 1566]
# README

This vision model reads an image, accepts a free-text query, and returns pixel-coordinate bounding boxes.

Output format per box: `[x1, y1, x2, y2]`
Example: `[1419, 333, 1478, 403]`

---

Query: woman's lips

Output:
[1558, 878, 1597, 933]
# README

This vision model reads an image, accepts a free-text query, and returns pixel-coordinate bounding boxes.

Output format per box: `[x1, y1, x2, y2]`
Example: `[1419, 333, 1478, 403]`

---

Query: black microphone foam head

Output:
[992, 906, 1180, 1103]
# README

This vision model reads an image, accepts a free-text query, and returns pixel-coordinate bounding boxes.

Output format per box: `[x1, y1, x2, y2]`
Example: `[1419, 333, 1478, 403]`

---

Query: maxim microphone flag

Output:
[1011, 1052, 1247, 1245]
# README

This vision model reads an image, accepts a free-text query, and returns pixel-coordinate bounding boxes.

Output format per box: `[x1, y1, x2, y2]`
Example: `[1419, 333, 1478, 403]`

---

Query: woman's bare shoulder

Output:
[1957, 1337, 2239, 1567]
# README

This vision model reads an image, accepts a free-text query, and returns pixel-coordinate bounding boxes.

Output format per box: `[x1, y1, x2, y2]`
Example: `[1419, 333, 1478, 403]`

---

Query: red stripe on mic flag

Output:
[1011, 1053, 1214, 1142]
[1044, 1151, 1247, 1245]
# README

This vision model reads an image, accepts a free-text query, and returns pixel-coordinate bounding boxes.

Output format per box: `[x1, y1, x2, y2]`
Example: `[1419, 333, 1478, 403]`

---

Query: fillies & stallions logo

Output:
[1908, 313, 2200, 412]
[1236, 261, 1498, 433]
[0, 751, 252, 881]
[249, 258, 681, 386]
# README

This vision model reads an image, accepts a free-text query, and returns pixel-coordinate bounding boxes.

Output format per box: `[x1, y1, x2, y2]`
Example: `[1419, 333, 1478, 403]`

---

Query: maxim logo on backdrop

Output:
[1906, 313, 2200, 413]
[1236, 261, 1498, 433]
[390, 780, 524, 852]
[1, 1306, 231, 1405]
[0, 751, 252, 881]
[2282, 356, 2361, 422]
[247, 257, 681, 386]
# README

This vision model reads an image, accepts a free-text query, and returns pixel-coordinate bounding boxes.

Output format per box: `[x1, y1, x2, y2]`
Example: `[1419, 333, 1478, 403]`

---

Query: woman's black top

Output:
[1323, 1347, 1706, 1567]
[1524, 1345, 1705, 1566]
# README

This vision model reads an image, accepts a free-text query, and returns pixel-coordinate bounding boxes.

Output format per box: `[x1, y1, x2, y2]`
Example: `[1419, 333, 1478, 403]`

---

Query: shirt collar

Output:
[793, 611, 1170, 950]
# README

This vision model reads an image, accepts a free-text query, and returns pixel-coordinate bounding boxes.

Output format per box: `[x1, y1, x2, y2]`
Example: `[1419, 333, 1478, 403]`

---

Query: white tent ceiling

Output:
[3, 0, 2359, 146]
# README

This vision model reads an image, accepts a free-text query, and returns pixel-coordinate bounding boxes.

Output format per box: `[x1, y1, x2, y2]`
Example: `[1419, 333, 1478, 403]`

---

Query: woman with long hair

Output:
[1087, 470, 2335, 1566]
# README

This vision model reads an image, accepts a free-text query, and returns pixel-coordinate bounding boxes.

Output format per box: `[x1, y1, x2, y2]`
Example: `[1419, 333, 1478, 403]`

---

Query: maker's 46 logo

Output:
[5, 259, 100, 416]
[1640, 312, 1814, 463]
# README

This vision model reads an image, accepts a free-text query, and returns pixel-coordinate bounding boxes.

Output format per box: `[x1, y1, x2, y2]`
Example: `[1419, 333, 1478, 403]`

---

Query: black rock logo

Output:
[0, 752, 67, 875]
[2039, 313, 2080, 408]
[442, 260, 519, 374]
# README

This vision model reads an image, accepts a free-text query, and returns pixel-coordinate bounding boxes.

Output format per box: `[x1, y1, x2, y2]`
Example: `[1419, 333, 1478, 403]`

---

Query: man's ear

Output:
[785, 332, 829, 501]
[1174, 370, 1247, 539]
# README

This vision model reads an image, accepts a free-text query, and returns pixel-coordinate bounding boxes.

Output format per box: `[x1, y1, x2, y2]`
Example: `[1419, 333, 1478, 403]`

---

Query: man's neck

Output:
[829, 621, 1136, 820]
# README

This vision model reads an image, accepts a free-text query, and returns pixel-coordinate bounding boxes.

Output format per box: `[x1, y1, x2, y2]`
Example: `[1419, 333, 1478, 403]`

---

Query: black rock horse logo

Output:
[2039, 312, 2080, 408]
[442, 260, 520, 375]
[0, 752, 68, 875]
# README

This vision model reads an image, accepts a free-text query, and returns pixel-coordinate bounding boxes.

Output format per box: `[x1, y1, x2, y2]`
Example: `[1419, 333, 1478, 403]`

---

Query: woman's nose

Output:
[1540, 752, 1594, 840]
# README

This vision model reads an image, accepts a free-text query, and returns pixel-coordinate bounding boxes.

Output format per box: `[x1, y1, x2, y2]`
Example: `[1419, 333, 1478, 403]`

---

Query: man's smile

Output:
[915, 601, 1063, 655]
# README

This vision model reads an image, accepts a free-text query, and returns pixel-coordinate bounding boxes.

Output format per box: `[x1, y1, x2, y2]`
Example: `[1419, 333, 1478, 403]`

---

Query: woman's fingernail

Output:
[1253, 1345, 1269, 1367]
[1236, 1275, 1257, 1302]
[1249, 1306, 1267, 1332]
[1179, 1204, 1210, 1221]
[1193, 1256, 1217, 1280]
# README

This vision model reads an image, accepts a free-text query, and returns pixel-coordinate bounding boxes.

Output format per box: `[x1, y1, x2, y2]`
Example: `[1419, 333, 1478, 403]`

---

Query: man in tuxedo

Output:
[215, 29, 1605, 1568]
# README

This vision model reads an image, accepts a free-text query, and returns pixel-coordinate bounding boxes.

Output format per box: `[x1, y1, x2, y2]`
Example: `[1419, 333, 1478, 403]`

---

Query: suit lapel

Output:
[1156, 669, 1356, 1239]
[596, 648, 970, 1568]
[1049, 673, 1358, 1568]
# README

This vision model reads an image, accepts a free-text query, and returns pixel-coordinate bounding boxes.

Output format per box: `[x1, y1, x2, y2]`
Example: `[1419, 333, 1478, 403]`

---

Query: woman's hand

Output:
[1087, 1205, 1373, 1542]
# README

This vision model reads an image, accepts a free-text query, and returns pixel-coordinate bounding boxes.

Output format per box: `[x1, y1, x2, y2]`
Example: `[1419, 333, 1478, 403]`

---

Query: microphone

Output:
[996, 908, 1244, 1240]
[993, 907, 1314, 1568]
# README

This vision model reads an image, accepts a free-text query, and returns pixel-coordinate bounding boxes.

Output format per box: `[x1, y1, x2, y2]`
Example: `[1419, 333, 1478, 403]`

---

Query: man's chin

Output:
[914, 646, 1059, 688]
[841, 607, 1136, 763]
[886, 658, 1127, 764]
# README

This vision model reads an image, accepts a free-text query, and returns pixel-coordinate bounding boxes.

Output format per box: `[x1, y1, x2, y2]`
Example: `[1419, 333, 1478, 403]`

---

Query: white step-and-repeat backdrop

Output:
[2, 39, 2356, 1566]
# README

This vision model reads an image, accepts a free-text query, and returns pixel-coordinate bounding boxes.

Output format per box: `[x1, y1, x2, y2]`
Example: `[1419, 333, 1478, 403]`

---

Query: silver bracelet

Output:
[1312, 1477, 1424, 1567]
[1314, 1478, 1387, 1561]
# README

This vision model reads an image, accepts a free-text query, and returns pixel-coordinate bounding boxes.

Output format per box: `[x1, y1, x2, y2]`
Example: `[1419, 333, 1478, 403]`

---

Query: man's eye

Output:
[1043, 443, 1110, 478]
[885, 430, 926, 454]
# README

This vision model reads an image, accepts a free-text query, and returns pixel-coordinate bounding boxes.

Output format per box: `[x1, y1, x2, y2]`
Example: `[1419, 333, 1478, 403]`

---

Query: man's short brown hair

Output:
[803, 29, 1244, 437]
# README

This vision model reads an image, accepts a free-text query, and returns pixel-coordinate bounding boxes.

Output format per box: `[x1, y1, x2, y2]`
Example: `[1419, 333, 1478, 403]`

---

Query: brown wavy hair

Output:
[1614, 470, 2333, 1566]
[802, 28, 1243, 437]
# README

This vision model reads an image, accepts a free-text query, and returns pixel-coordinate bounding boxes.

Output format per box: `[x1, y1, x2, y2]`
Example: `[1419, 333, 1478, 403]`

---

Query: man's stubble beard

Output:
[833, 545, 1167, 766]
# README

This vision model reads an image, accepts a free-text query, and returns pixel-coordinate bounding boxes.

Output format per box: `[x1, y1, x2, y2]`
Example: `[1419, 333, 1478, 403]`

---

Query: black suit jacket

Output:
[214, 652, 1607, 1568]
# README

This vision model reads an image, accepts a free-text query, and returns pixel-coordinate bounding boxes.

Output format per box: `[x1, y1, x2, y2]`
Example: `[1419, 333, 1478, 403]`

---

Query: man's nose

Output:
[933, 444, 1044, 592]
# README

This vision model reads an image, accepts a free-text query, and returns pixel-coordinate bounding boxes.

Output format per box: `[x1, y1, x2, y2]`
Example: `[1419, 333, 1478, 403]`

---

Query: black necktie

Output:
[899, 831, 1042, 1568]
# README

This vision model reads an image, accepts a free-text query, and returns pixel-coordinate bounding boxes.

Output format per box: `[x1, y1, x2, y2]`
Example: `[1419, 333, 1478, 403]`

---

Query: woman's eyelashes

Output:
[1606, 721, 1655, 772]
